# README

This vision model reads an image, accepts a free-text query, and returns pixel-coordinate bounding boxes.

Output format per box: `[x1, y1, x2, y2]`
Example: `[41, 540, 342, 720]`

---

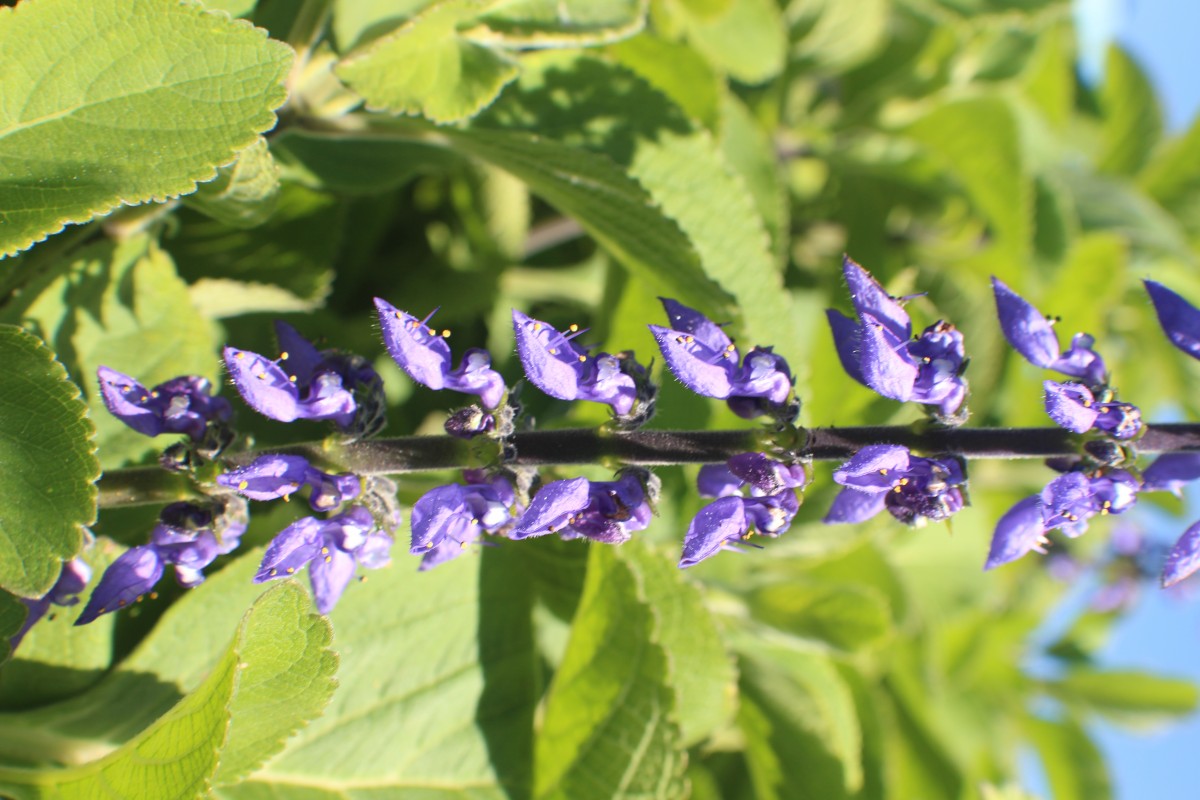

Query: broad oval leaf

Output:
[0, 326, 97, 597]
[0, 0, 292, 257]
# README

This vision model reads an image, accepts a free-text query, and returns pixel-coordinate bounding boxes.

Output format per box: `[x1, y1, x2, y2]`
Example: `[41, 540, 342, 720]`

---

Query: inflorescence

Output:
[26, 259, 1200, 634]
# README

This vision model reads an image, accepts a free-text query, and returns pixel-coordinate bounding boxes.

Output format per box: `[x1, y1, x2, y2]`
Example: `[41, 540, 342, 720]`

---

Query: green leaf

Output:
[0, 0, 292, 257]
[787, 0, 890, 74]
[445, 127, 736, 318]
[672, 0, 786, 84]
[201, 0, 259, 17]
[1140, 113, 1200, 243]
[272, 128, 463, 195]
[0, 582, 334, 800]
[737, 638, 863, 798]
[608, 33, 722, 130]
[536, 546, 686, 800]
[478, 0, 647, 46]
[336, 0, 519, 123]
[1096, 45, 1162, 176]
[1047, 669, 1200, 727]
[1022, 716, 1112, 800]
[1060, 167, 1195, 263]
[332, 0, 434, 51]
[0, 326, 96, 597]
[749, 579, 892, 652]
[621, 543, 737, 745]
[2, 236, 219, 470]
[904, 96, 1030, 256]
[218, 544, 537, 798]
[184, 137, 281, 228]
[169, 183, 340, 310]
[0, 594, 27, 668]
[719, 93, 789, 266]
[478, 52, 789, 346]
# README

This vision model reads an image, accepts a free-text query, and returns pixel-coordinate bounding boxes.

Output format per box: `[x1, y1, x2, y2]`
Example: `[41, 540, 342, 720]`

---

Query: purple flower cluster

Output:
[649, 298, 794, 420]
[77, 499, 247, 625]
[825, 445, 965, 526]
[992, 278, 1141, 440]
[827, 258, 968, 420]
[680, 454, 806, 567]
[98, 368, 231, 441]
[411, 470, 517, 570]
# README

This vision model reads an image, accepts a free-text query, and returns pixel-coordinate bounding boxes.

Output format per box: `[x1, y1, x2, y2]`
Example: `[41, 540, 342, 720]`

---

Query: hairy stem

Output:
[96, 424, 1200, 509]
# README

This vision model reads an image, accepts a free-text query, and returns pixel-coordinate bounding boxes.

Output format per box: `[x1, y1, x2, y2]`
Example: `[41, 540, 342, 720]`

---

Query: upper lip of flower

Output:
[991, 276, 1107, 386]
[827, 257, 967, 418]
[512, 309, 638, 415]
[649, 298, 792, 407]
[375, 297, 505, 409]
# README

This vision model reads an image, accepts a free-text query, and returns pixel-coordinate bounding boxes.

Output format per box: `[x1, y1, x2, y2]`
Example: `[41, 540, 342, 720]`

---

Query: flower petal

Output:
[697, 464, 743, 498]
[410, 484, 471, 554]
[1143, 453, 1200, 495]
[224, 346, 301, 422]
[649, 324, 735, 398]
[218, 454, 310, 501]
[309, 548, 357, 614]
[96, 366, 163, 436]
[1043, 381, 1099, 433]
[273, 320, 323, 386]
[984, 496, 1046, 570]
[1145, 280, 1200, 361]
[374, 297, 453, 389]
[75, 547, 164, 625]
[825, 309, 867, 386]
[510, 477, 591, 539]
[255, 517, 323, 582]
[680, 496, 748, 568]
[658, 298, 732, 353]
[842, 256, 911, 342]
[512, 310, 587, 402]
[1163, 520, 1200, 587]
[444, 348, 506, 409]
[832, 445, 912, 491]
[858, 319, 918, 402]
[991, 277, 1060, 369]
[823, 487, 887, 524]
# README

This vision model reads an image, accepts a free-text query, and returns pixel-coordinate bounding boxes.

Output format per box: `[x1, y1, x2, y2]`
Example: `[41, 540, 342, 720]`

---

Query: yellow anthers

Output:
[270, 568, 278, 576]
[879, 468, 889, 476]
[321, 546, 330, 555]
[280, 351, 289, 360]
[238, 480, 249, 490]
[426, 542, 433, 549]
[569, 323, 579, 332]
[150, 391, 159, 398]
[149, 592, 159, 600]
[283, 493, 291, 503]
[118, 599, 127, 607]
[427, 327, 435, 336]
[442, 329, 451, 338]
[359, 576, 368, 583]
[549, 348, 558, 355]
[121, 385, 131, 392]
[286, 567, 295, 574]
[533, 322, 543, 332]
[578, 354, 587, 362]
[256, 373, 266, 381]
[898, 478, 910, 486]
[1083, 399, 1092, 408]
[460, 541, 468, 549]
[140, 395, 149, 402]
[325, 555, 332, 563]
[235, 351, 245, 359]
[289, 375, 297, 383]
[136, 595, 144, 603]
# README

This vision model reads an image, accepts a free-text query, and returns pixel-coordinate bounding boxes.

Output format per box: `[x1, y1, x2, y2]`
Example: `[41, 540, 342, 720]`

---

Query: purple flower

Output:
[375, 298, 506, 409]
[1043, 381, 1142, 439]
[984, 470, 1139, 570]
[76, 500, 247, 625]
[511, 472, 655, 545]
[218, 455, 361, 512]
[97, 367, 231, 440]
[13, 558, 91, 647]
[512, 310, 643, 417]
[254, 506, 393, 614]
[824, 445, 965, 525]
[1144, 280, 1200, 361]
[827, 258, 968, 419]
[649, 299, 793, 419]
[410, 471, 516, 570]
[991, 277, 1107, 386]
[680, 453, 807, 567]
[224, 321, 382, 432]
[1163, 521, 1200, 588]
[1143, 453, 1200, 496]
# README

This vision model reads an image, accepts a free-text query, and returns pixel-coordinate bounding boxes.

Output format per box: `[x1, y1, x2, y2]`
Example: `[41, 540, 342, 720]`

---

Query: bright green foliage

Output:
[1023, 716, 1112, 800]
[337, 0, 520, 124]
[185, 137, 281, 229]
[0, 0, 292, 257]
[1096, 45, 1162, 176]
[535, 546, 686, 800]
[0, 582, 334, 800]
[0, 595, 26, 669]
[0, 327, 97, 598]
[659, 0, 786, 84]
